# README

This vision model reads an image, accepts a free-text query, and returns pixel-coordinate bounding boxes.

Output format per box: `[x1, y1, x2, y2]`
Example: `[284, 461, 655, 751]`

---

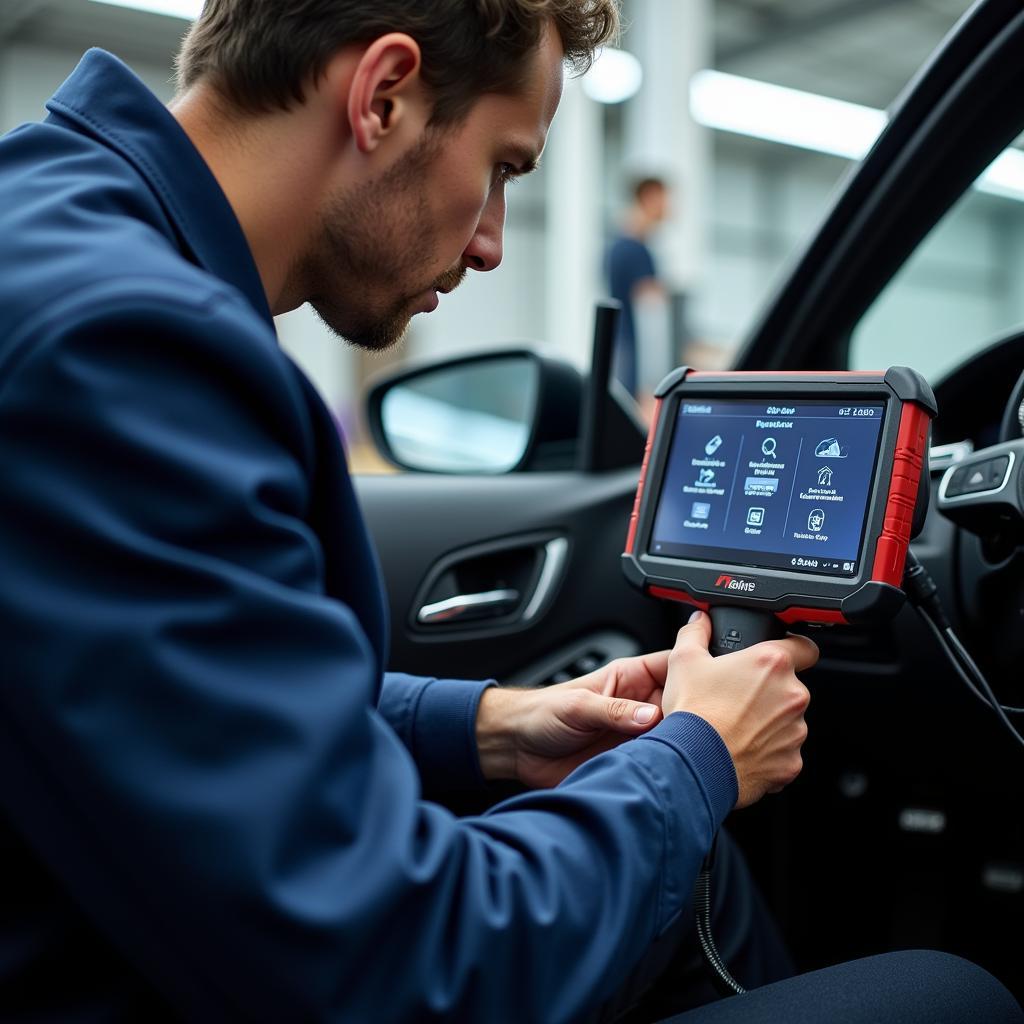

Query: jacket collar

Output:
[47, 49, 273, 325]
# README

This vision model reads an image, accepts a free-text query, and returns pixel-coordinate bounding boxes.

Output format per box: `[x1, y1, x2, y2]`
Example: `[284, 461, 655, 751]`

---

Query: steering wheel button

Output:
[987, 456, 1009, 488]
[963, 466, 991, 493]
[944, 466, 968, 497]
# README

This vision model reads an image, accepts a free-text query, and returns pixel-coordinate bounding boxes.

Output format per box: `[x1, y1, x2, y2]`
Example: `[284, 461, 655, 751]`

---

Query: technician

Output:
[0, 2, 1020, 1022]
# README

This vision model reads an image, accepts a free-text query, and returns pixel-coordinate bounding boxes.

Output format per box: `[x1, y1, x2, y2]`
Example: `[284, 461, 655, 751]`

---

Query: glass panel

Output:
[380, 357, 538, 473]
[850, 131, 1024, 384]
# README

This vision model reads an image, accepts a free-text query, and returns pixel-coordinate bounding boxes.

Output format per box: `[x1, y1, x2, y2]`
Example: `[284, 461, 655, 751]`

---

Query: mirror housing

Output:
[365, 349, 586, 474]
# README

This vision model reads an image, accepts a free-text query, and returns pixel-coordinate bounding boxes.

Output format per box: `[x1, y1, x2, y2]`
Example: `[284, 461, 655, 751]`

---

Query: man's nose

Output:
[463, 189, 505, 273]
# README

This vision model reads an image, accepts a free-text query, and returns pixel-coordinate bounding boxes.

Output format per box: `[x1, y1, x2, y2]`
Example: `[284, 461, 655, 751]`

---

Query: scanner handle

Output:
[709, 606, 785, 657]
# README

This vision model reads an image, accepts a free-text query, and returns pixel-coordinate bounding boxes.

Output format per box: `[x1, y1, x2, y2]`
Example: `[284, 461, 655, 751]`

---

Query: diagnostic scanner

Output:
[622, 367, 937, 655]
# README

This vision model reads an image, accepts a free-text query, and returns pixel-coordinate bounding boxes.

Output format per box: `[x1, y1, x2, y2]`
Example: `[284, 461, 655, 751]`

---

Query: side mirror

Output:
[365, 349, 585, 473]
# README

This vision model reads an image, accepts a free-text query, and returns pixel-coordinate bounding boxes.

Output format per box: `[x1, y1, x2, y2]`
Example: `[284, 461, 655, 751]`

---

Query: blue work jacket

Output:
[0, 50, 737, 1023]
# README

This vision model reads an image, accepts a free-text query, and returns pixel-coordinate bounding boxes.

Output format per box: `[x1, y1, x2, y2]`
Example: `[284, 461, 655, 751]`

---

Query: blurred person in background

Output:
[607, 175, 673, 408]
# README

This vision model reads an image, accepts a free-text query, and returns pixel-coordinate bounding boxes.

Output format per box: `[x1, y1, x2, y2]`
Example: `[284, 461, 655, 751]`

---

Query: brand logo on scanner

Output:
[714, 574, 756, 592]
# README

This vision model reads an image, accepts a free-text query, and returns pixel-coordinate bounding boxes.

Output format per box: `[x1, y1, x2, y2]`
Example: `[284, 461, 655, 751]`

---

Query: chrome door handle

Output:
[417, 588, 521, 625]
[521, 537, 568, 621]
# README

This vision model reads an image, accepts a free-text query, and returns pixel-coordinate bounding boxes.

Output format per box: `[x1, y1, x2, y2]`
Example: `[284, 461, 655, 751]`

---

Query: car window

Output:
[849, 132, 1024, 384]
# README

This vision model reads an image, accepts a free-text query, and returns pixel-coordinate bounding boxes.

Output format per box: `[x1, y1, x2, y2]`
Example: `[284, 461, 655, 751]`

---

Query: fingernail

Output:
[688, 610, 702, 624]
[634, 704, 657, 724]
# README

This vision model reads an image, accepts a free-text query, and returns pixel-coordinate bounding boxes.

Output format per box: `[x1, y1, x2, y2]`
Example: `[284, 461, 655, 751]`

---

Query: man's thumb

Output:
[567, 691, 662, 732]
[675, 609, 712, 656]
[600, 695, 661, 731]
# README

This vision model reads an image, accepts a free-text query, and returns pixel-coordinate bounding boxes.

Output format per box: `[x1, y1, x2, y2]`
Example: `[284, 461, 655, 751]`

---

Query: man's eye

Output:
[496, 163, 519, 185]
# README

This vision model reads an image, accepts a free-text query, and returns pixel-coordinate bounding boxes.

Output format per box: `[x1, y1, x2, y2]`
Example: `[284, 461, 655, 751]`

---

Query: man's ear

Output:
[346, 33, 425, 154]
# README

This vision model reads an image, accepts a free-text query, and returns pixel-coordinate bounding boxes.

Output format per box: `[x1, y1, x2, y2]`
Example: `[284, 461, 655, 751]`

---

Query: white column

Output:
[544, 75, 604, 368]
[624, 0, 712, 294]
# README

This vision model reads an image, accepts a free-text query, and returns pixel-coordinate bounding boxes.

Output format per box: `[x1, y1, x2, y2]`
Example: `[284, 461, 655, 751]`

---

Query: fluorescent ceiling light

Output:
[690, 70, 885, 161]
[583, 47, 643, 105]
[690, 69, 1024, 203]
[87, 0, 202, 19]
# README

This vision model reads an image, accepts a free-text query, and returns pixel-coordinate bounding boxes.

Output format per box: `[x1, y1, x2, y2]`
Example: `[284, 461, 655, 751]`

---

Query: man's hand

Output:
[476, 611, 818, 804]
[476, 651, 672, 789]
[661, 612, 818, 807]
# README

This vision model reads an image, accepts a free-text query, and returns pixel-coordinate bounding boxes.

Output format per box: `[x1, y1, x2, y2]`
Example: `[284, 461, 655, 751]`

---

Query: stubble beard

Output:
[301, 134, 464, 352]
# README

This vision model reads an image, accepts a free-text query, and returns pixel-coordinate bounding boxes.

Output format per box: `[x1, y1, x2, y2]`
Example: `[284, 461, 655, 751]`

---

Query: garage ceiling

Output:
[0, 0, 986, 118]
[714, 0, 973, 109]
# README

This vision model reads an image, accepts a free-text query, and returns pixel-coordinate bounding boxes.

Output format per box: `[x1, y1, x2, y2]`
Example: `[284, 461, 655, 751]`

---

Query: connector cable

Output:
[694, 838, 746, 997]
[903, 550, 1024, 751]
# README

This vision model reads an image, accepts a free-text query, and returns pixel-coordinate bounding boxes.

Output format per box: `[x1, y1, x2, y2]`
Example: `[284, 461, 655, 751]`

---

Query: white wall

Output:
[693, 140, 854, 350]
[0, 41, 174, 125]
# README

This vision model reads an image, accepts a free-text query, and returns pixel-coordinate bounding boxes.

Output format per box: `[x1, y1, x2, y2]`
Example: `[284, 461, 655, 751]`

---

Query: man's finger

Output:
[566, 690, 662, 733]
[776, 633, 820, 673]
[673, 609, 712, 660]
[676, 613, 818, 674]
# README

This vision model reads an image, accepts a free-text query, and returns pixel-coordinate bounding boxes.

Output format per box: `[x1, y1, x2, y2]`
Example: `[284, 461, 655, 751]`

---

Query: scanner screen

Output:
[648, 399, 886, 577]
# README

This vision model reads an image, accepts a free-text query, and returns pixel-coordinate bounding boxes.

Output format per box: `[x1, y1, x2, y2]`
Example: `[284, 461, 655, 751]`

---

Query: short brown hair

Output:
[632, 176, 668, 203]
[175, 0, 619, 124]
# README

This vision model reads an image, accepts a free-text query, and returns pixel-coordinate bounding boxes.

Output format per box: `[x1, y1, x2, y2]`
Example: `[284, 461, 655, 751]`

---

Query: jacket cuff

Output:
[381, 673, 495, 791]
[638, 712, 738, 830]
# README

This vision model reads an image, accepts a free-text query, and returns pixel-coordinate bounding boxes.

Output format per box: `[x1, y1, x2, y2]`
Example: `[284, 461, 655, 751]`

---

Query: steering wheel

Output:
[935, 358, 1024, 691]
[999, 364, 1024, 442]
[939, 359, 1024, 528]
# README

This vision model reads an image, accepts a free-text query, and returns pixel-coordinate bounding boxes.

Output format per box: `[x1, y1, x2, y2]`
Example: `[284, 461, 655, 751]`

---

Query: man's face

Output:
[640, 184, 669, 224]
[301, 26, 564, 351]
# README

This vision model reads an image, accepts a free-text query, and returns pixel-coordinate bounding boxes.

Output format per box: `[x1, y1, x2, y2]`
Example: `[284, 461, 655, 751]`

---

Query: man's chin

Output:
[310, 303, 413, 353]
[352, 317, 412, 353]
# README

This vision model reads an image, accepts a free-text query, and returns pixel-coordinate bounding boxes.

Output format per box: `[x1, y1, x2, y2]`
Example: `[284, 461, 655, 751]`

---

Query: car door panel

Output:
[355, 469, 678, 684]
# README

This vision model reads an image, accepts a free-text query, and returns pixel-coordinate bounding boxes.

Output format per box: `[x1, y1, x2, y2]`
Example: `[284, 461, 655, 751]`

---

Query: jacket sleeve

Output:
[0, 288, 737, 1024]
[377, 673, 494, 793]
